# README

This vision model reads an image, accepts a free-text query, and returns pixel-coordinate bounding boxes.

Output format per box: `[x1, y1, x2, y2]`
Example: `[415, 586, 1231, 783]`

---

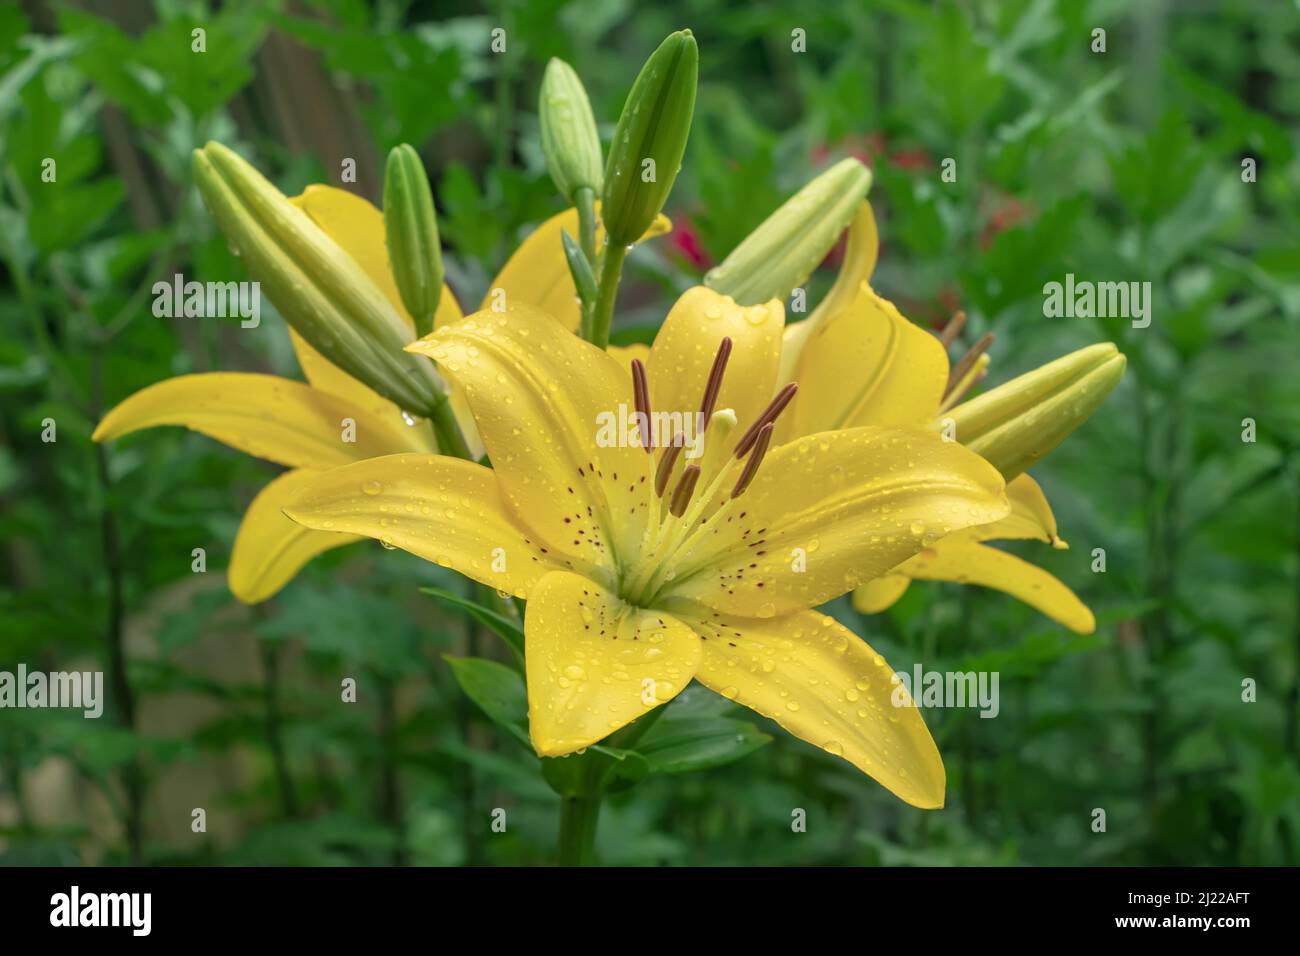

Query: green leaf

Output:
[420, 586, 524, 666]
[444, 655, 530, 749]
[637, 716, 772, 774]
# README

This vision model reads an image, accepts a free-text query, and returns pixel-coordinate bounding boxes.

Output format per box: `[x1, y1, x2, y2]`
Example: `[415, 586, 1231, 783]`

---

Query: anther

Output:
[939, 310, 966, 348]
[631, 358, 653, 452]
[699, 337, 733, 425]
[945, 331, 994, 399]
[731, 423, 774, 499]
[654, 433, 685, 497]
[734, 383, 798, 458]
[669, 463, 702, 517]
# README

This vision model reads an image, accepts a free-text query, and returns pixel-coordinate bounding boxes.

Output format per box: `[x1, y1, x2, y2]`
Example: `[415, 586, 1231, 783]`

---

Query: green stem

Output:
[575, 188, 597, 266]
[589, 241, 628, 350]
[428, 395, 474, 461]
[557, 794, 602, 866]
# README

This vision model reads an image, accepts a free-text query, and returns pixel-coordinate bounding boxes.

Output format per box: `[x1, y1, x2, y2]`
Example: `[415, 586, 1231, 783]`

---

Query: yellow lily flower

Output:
[778, 202, 1113, 634]
[283, 287, 1009, 807]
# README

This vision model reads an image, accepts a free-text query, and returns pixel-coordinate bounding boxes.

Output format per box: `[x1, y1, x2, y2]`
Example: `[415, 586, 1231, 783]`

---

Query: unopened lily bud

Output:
[601, 29, 698, 246]
[540, 59, 603, 203]
[943, 343, 1126, 480]
[384, 144, 444, 337]
[705, 158, 872, 306]
[192, 142, 448, 419]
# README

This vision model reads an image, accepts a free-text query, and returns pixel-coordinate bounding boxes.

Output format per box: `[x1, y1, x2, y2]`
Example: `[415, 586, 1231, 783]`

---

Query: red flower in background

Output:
[666, 216, 712, 270]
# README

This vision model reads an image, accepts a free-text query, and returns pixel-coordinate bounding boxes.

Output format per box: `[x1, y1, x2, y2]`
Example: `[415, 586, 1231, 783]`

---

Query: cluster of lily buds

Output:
[191, 141, 451, 420]
[704, 157, 873, 306]
[942, 342, 1127, 480]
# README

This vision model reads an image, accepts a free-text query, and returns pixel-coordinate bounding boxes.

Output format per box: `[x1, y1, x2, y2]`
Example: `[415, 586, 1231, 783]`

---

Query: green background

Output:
[1, 0, 1297, 865]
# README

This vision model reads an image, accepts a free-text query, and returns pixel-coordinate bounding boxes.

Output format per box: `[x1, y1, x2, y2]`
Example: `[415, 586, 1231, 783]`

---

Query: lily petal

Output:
[851, 574, 911, 614]
[411, 306, 652, 579]
[777, 201, 879, 385]
[606, 342, 651, 376]
[899, 539, 1095, 634]
[229, 469, 362, 603]
[965, 473, 1064, 546]
[483, 206, 671, 332]
[647, 287, 784, 458]
[525, 570, 700, 756]
[281, 453, 568, 598]
[664, 427, 1008, 616]
[785, 282, 948, 440]
[692, 608, 944, 808]
[93, 372, 431, 468]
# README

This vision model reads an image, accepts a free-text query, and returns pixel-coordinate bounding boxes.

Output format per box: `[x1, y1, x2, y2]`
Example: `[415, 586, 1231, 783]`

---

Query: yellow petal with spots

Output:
[778, 200, 879, 385]
[692, 608, 944, 808]
[663, 427, 1007, 616]
[229, 469, 362, 603]
[852, 574, 911, 614]
[647, 287, 783, 462]
[281, 453, 568, 598]
[899, 539, 1095, 634]
[786, 283, 948, 440]
[411, 306, 652, 580]
[483, 206, 671, 332]
[525, 570, 700, 756]
[93, 373, 432, 469]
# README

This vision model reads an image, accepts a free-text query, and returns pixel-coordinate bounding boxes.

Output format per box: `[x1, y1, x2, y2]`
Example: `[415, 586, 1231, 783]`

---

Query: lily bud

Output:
[705, 158, 872, 306]
[192, 142, 448, 419]
[540, 58, 603, 203]
[601, 29, 698, 246]
[943, 343, 1126, 480]
[383, 144, 444, 337]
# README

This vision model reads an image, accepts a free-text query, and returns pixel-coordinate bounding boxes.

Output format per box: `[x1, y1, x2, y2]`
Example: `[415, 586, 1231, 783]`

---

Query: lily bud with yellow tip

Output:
[383, 144, 444, 338]
[705, 157, 873, 306]
[192, 141, 450, 420]
[941, 342, 1127, 480]
[600, 29, 698, 246]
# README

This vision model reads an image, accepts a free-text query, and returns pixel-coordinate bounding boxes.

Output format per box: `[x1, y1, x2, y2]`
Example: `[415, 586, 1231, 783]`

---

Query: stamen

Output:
[631, 358, 653, 452]
[939, 353, 989, 412]
[731, 423, 774, 499]
[654, 432, 685, 497]
[698, 337, 733, 425]
[939, 310, 966, 348]
[734, 383, 798, 458]
[668, 464, 702, 517]
[944, 331, 994, 400]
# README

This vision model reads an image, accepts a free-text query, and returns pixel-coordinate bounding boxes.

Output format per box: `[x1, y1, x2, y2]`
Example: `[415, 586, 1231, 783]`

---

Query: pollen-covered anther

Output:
[668, 463, 702, 517]
[734, 382, 798, 458]
[698, 336, 733, 425]
[630, 357, 653, 452]
[945, 331, 994, 399]
[731, 422, 774, 499]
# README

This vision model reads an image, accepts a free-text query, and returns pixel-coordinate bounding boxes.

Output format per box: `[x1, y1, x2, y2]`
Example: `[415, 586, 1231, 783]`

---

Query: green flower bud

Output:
[192, 141, 447, 418]
[943, 343, 1127, 480]
[384, 144, 444, 338]
[704, 158, 872, 306]
[601, 29, 698, 246]
[540, 59, 603, 203]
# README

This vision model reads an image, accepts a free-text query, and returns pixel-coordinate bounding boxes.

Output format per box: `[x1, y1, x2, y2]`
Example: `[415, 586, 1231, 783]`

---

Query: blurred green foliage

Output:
[1, 0, 1298, 866]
